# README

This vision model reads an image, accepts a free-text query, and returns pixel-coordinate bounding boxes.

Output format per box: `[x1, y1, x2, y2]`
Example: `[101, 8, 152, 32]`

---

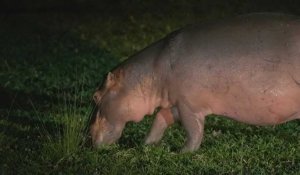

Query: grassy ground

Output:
[1, 1, 300, 174]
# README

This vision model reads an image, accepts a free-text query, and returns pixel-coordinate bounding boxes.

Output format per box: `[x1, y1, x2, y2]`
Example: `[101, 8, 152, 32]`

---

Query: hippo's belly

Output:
[203, 80, 300, 125]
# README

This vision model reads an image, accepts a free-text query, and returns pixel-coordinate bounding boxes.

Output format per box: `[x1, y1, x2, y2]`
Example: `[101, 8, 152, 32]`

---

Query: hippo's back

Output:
[169, 13, 300, 74]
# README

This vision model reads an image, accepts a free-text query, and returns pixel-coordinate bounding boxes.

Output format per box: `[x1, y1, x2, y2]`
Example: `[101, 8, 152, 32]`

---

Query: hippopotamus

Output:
[90, 13, 300, 152]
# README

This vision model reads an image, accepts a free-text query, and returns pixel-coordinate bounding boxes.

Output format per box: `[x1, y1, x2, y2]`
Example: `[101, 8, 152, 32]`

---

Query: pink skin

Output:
[90, 13, 300, 152]
[90, 71, 160, 146]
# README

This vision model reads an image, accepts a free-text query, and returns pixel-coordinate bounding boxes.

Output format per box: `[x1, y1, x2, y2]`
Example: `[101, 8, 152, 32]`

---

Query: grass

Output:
[1, 1, 300, 174]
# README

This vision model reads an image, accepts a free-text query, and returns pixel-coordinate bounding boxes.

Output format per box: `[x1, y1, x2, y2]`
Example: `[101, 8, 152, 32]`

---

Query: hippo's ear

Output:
[93, 91, 102, 104]
[106, 72, 116, 88]
[106, 69, 124, 89]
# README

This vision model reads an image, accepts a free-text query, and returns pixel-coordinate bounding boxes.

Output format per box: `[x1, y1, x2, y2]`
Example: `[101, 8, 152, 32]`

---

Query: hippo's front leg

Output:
[178, 103, 206, 152]
[145, 108, 178, 145]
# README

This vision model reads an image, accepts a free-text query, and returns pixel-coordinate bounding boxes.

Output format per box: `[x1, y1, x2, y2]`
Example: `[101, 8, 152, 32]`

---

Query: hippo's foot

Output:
[180, 124, 204, 152]
[178, 103, 205, 153]
[145, 108, 176, 145]
[181, 137, 202, 153]
[144, 120, 166, 145]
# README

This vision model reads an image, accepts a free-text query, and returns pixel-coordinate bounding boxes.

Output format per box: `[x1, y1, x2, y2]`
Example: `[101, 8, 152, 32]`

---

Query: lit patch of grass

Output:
[41, 113, 86, 160]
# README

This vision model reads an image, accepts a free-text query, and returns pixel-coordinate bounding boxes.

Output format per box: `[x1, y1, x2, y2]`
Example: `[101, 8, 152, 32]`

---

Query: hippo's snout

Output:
[91, 130, 120, 147]
[90, 115, 125, 148]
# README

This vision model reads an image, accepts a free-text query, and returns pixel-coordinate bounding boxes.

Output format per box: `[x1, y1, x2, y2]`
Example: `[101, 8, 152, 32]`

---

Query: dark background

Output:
[1, 0, 300, 14]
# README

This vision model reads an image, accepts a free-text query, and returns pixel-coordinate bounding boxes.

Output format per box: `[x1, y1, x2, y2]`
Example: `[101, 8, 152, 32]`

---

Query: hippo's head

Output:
[90, 70, 150, 147]
[90, 71, 127, 147]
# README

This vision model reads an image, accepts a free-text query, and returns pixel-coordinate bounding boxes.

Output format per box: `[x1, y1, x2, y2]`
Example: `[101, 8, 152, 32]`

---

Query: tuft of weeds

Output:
[39, 88, 94, 170]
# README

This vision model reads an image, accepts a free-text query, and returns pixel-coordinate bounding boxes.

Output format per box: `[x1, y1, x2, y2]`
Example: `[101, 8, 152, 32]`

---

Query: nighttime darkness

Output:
[1, 0, 300, 174]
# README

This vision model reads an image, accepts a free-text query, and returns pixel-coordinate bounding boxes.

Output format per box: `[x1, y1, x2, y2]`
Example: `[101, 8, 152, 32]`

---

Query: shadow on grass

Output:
[0, 86, 53, 111]
[0, 113, 64, 161]
[0, 114, 62, 136]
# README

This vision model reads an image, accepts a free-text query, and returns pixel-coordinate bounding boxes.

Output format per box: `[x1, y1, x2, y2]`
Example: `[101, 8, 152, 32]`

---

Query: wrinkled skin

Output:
[90, 13, 300, 152]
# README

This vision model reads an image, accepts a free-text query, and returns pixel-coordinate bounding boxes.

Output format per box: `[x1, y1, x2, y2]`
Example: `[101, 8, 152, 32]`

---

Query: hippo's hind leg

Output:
[145, 107, 178, 145]
[177, 102, 206, 152]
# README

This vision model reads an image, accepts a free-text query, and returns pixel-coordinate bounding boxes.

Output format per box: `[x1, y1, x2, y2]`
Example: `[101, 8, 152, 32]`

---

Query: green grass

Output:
[1, 1, 300, 174]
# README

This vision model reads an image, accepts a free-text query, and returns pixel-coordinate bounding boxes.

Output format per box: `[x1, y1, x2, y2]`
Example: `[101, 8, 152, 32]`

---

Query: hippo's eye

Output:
[104, 130, 113, 136]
